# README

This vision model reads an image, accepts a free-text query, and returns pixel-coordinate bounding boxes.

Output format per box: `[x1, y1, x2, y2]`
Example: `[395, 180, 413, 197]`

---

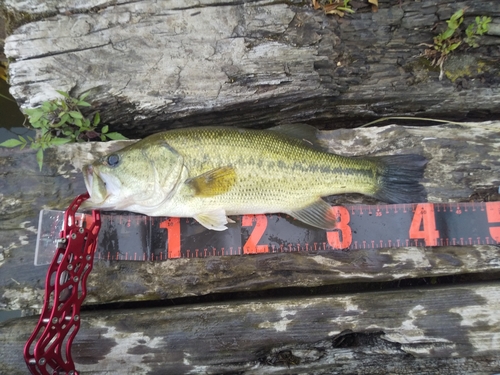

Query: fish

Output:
[82, 125, 427, 231]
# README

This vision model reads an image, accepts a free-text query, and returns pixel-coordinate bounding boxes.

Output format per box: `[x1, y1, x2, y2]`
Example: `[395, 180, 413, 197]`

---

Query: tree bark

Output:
[3, 0, 500, 136]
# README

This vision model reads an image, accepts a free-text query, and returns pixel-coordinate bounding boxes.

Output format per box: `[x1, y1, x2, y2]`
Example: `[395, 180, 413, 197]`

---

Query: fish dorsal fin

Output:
[186, 166, 237, 197]
[194, 209, 231, 231]
[268, 124, 328, 151]
[287, 199, 336, 230]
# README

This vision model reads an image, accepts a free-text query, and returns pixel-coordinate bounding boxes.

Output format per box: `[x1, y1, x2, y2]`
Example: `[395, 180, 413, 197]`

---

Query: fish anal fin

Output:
[194, 209, 230, 231]
[287, 199, 336, 230]
[186, 166, 237, 197]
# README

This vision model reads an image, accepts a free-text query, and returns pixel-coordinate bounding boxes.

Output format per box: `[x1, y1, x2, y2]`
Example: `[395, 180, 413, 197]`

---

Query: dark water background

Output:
[0, 79, 33, 142]
[0, 79, 27, 323]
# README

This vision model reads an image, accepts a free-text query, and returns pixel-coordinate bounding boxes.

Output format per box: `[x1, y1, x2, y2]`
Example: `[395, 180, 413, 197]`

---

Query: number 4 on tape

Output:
[409, 203, 440, 246]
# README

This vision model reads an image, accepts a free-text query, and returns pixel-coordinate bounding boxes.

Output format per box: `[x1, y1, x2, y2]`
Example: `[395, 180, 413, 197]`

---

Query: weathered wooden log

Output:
[1, 282, 500, 374]
[3, 0, 500, 134]
[1, 123, 499, 311]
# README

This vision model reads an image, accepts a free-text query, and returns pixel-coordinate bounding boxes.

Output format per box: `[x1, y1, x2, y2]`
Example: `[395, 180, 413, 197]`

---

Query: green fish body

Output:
[83, 125, 427, 230]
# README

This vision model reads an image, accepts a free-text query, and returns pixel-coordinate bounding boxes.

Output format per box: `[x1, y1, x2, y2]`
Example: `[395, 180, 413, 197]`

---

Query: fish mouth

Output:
[83, 164, 94, 197]
[82, 164, 109, 207]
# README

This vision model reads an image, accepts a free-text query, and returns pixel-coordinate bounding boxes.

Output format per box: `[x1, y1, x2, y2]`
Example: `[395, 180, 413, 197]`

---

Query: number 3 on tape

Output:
[409, 203, 439, 246]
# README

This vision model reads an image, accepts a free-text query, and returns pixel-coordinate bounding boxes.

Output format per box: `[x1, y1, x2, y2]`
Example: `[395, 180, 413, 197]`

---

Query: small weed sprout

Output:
[465, 16, 492, 48]
[423, 9, 491, 80]
[0, 91, 127, 170]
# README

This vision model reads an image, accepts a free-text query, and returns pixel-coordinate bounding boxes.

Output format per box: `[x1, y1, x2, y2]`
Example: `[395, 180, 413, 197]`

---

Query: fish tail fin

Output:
[372, 154, 428, 203]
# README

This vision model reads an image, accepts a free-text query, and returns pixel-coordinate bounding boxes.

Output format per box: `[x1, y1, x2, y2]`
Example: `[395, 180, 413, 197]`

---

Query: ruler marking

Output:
[80, 202, 500, 260]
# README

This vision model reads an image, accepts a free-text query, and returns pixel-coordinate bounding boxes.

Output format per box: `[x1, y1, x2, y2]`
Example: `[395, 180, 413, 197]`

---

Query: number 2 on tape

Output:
[409, 203, 439, 246]
[242, 214, 269, 254]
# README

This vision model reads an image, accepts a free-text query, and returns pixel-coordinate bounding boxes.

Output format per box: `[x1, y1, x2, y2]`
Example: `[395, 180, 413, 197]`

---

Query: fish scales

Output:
[83, 125, 427, 230]
[154, 127, 379, 213]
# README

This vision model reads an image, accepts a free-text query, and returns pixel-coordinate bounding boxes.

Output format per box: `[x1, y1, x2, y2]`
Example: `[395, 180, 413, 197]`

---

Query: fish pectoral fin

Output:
[287, 199, 336, 230]
[186, 166, 237, 197]
[194, 209, 230, 231]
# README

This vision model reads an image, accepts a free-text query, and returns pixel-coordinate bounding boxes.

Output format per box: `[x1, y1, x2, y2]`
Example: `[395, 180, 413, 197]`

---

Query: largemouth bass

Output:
[83, 125, 427, 230]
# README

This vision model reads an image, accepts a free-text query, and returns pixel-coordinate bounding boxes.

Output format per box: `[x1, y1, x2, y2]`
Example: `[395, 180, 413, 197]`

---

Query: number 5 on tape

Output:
[486, 202, 500, 242]
[409, 203, 440, 246]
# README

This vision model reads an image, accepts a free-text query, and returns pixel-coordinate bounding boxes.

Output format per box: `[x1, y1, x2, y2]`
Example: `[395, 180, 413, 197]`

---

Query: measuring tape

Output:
[36, 201, 500, 264]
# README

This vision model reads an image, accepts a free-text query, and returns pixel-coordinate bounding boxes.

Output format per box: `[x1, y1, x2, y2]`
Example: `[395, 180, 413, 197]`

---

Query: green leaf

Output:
[69, 111, 83, 119]
[27, 109, 45, 124]
[74, 118, 83, 127]
[18, 135, 27, 143]
[24, 108, 38, 116]
[93, 112, 100, 127]
[105, 132, 128, 140]
[50, 137, 73, 146]
[441, 28, 455, 40]
[77, 100, 91, 107]
[449, 41, 462, 51]
[101, 125, 109, 134]
[58, 113, 70, 125]
[100, 134, 106, 141]
[79, 91, 91, 101]
[449, 9, 464, 23]
[36, 148, 44, 171]
[56, 90, 70, 98]
[41, 102, 52, 112]
[0, 138, 23, 147]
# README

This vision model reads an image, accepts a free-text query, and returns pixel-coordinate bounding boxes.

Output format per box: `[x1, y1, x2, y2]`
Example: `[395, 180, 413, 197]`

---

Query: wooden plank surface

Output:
[1, 282, 500, 374]
[3, 0, 500, 134]
[1, 123, 499, 310]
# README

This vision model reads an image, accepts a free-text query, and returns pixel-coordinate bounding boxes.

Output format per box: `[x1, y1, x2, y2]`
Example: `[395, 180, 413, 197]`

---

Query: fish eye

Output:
[106, 154, 120, 167]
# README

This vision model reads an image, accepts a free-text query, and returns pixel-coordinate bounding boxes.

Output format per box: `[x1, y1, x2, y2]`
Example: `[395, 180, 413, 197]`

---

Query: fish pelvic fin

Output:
[287, 199, 337, 230]
[372, 154, 428, 203]
[194, 209, 230, 231]
[186, 166, 237, 197]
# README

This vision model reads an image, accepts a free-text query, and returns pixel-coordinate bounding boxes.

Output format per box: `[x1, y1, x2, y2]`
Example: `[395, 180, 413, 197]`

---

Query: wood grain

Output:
[3, 0, 500, 134]
[1, 123, 499, 310]
[1, 282, 500, 374]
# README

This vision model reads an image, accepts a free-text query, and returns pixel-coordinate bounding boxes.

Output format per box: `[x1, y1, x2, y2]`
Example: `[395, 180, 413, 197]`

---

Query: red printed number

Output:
[486, 202, 500, 242]
[326, 206, 352, 249]
[409, 203, 439, 246]
[160, 218, 181, 258]
[242, 215, 269, 254]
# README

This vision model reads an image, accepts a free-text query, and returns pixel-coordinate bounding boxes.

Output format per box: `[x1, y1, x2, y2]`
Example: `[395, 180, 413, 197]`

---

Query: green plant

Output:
[0, 91, 127, 171]
[465, 16, 492, 48]
[423, 9, 491, 80]
[319, 0, 355, 17]
[433, 9, 464, 57]
[336, 0, 355, 14]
